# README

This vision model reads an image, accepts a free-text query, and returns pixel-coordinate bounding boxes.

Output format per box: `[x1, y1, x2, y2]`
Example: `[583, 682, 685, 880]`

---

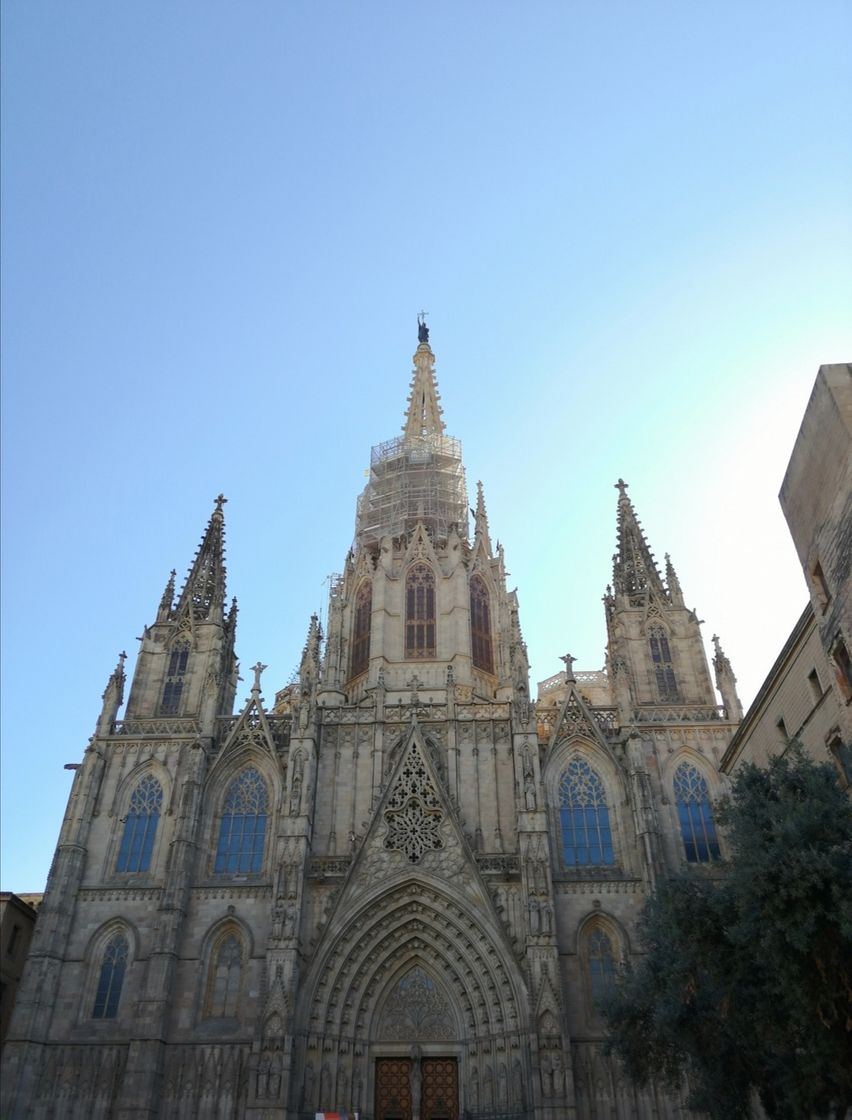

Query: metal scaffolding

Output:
[356, 431, 469, 546]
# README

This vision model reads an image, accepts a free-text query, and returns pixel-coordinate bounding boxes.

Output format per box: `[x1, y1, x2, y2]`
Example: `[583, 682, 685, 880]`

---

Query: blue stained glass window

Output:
[673, 761, 720, 862]
[560, 758, 615, 866]
[116, 775, 163, 873]
[587, 927, 616, 1006]
[93, 933, 128, 1019]
[214, 768, 268, 874]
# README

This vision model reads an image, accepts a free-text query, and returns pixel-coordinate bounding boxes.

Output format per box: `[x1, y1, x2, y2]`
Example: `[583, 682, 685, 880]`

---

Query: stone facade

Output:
[722, 363, 852, 784]
[0, 894, 40, 1048]
[1, 328, 742, 1119]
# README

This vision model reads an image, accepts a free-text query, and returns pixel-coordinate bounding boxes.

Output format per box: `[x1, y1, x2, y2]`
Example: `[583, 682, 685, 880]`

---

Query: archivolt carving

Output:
[303, 882, 524, 1049]
[377, 965, 455, 1040]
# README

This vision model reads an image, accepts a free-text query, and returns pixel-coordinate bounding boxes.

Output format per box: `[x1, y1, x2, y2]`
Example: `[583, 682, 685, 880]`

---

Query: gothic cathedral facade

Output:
[2, 328, 742, 1119]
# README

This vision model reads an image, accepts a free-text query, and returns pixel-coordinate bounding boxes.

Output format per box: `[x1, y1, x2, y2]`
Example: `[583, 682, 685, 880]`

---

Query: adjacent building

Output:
[2, 326, 743, 1119]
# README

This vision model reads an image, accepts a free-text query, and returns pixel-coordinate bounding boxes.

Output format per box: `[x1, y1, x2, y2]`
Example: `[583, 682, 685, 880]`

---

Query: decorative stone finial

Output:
[250, 661, 267, 694]
[214, 493, 228, 513]
[614, 478, 629, 497]
[560, 653, 577, 682]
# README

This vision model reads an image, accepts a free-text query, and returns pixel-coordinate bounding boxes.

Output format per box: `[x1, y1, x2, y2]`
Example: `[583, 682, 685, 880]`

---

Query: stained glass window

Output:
[560, 758, 615, 866]
[161, 639, 190, 715]
[92, 933, 128, 1019]
[214, 768, 268, 874]
[116, 775, 163, 872]
[207, 933, 242, 1018]
[351, 580, 372, 679]
[405, 563, 436, 658]
[470, 575, 494, 674]
[648, 626, 679, 701]
[587, 927, 616, 1006]
[673, 761, 720, 862]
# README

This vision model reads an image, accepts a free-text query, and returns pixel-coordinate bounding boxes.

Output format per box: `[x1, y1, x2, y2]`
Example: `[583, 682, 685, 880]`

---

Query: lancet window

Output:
[214, 768, 268, 874]
[205, 932, 243, 1018]
[470, 574, 494, 674]
[559, 757, 615, 866]
[405, 563, 436, 658]
[160, 638, 190, 715]
[673, 761, 720, 862]
[350, 579, 372, 679]
[648, 625, 679, 702]
[92, 933, 129, 1019]
[116, 774, 163, 873]
[586, 926, 617, 1006]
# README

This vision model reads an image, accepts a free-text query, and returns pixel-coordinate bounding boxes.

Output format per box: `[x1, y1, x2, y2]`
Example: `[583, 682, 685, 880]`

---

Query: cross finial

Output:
[215, 493, 228, 512]
[250, 661, 267, 693]
[614, 478, 629, 497]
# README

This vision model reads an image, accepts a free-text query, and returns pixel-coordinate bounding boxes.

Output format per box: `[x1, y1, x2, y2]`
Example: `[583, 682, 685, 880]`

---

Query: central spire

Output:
[403, 316, 445, 440]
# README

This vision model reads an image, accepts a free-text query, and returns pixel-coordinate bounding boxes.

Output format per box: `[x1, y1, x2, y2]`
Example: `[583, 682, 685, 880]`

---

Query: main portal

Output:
[375, 1056, 458, 1120]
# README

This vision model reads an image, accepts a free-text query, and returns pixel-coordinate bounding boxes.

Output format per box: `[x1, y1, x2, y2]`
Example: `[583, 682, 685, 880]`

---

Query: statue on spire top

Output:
[417, 310, 430, 345]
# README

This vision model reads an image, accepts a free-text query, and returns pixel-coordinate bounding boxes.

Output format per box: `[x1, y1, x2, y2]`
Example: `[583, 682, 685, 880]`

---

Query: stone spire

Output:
[299, 613, 322, 694]
[157, 569, 177, 623]
[664, 552, 685, 607]
[97, 651, 127, 735]
[612, 479, 666, 598]
[473, 480, 492, 553]
[712, 634, 743, 722]
[403, 317, 445, 440]
[174, 494, 228, 624]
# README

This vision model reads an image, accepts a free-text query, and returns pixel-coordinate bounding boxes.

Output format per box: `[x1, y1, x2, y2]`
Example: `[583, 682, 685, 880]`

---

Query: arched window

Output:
[559, 757, 615, 866]
[205, 932, 243, 1018]
[405, 563, 436, 658]
[673, 761, 720, 862]
[92, 933, 129, 1019]
[350, 580, 372, 679]
[586, 926, 617, 1007]
[470, 575, 494, 674]
[116, 774, 163, 872]
[160, 638, 190, 715]
[214, 768, 268, 874]
[648, 625, 679, 701]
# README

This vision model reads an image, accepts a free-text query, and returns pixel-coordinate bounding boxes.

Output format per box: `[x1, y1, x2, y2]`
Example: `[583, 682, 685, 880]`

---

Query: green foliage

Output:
[602, 745, 852, 1119]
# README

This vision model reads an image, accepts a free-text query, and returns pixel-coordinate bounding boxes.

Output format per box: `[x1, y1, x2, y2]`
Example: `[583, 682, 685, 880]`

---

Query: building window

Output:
[673, 761, 720, 863]
[160, 639, 190, 715]
[586, 926, 617, 1007]
[205, 932, 243, 1018]
[559, 757, 615, 867]
[648, 625, 679, 702]
[827, 733, 852, 789]
[7, 925, 21, 957]
[831, 637, 852, 701]
[350, 580, 372, 679]
[92, 933, 129, 1019]
[470, 575, 494, 674]
[808, 668, 823, 704]
[116, 775, 163, 873]
[776, 716, 788, 746]
[214, 768, 268, 874]
[811, 561, 831, 611]
[405, 563, 436, 658]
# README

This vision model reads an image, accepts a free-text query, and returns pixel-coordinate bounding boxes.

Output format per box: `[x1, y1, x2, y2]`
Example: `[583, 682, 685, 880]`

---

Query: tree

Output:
[603, 746, 852, 1120]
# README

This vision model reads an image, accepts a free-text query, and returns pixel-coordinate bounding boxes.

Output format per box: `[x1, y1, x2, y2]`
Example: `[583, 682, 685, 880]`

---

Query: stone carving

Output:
[383, 744, 443, 863]
[377, 967, 454, 1040]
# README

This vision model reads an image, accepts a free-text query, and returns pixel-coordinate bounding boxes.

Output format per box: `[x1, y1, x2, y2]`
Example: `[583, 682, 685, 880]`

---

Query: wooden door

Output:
[421, 1058, 458, 1120]
[375, 1057, 412, 1120]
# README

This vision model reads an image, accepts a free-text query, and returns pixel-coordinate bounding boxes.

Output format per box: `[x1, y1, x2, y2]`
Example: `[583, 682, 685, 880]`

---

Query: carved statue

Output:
[524, 776, 537, 810]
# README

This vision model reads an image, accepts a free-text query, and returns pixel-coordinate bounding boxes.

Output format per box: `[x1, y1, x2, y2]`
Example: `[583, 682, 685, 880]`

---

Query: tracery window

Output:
[92, 933, 128, 1019]
[405, 563, 436, 658]
[470, 575, 494, 674]
[586, 926, 617, 1007]
[116, 774, 163, 873]
[673, 761, 720, 863]
[350, 579, 372, 679]
[160, 638, 190, 715]
[648, 625, 679, 701]
[214, 768, 268, 874]
[205, 932, 243, 1018]
[559, 757, 615, 866]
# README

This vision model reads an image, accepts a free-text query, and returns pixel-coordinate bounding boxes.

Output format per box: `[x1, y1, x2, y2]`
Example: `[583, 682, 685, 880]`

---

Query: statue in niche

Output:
[528, 895, 540, 935]
[524, 775, 537, 809]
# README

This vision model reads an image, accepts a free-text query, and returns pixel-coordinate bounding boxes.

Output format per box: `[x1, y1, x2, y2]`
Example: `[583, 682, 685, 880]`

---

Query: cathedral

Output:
[2, 324, 743, 1119]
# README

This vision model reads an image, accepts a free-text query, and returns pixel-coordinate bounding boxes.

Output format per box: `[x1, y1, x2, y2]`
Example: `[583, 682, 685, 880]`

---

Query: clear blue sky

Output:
[2, 1, 850, 892]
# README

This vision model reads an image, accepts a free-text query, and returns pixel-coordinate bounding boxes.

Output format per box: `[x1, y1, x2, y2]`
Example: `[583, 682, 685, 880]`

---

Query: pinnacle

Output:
[403, 331, 445, 440]
[174, 497, 228, 623]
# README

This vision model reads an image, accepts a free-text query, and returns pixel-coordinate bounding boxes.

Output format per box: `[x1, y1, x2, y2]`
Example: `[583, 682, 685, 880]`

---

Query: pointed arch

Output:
[672, 758, 720, 863]
[405, 562, 436, 658]
[647, 623, 679, 702]
[160, 636, 191, 714]
[558, 755, 615, 867]
[116, 773, 163, 872]
[469, 573, 494, 674]
[350, 578, 372, 679]
[577, 912, 627, 1017]
[81, 919, 138, 1023]
[204, 926, 245, 1019]
[375, 962, 458, 1041]
[214, 766, 269, 874]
